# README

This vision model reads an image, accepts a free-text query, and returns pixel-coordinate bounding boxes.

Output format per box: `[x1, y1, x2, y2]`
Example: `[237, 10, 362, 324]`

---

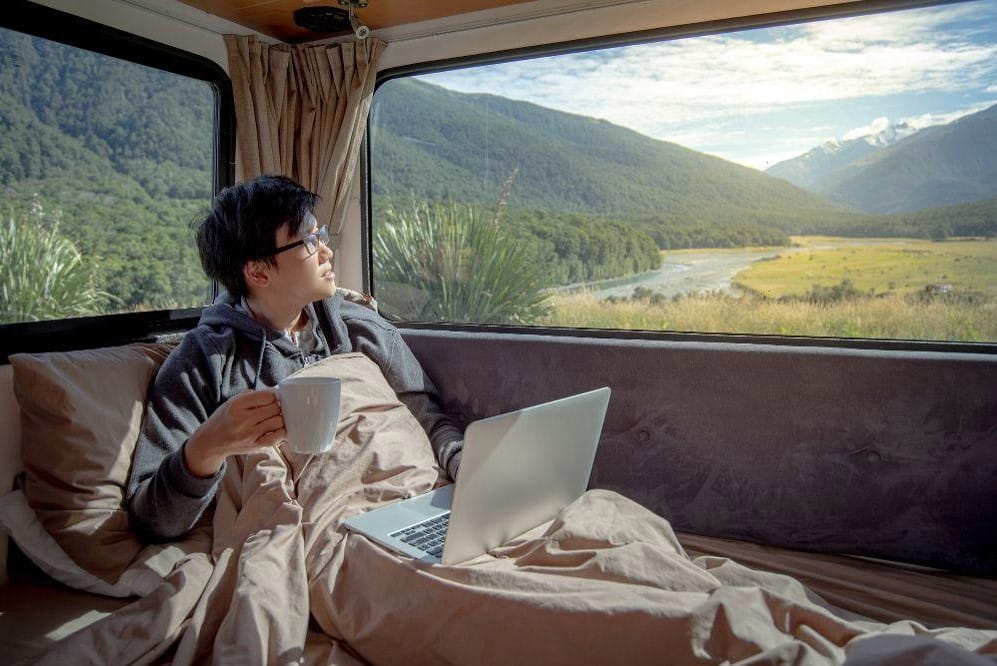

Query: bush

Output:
[778, 279, 867, 305]
[0, 199, 110, 323]
[374, 197, 549, 324]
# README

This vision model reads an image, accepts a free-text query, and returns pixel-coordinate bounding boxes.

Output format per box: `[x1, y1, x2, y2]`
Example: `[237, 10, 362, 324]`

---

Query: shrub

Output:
[0, 199, 110, 324]
[777, 279, 866, 305]
[374, 197, 549, 324]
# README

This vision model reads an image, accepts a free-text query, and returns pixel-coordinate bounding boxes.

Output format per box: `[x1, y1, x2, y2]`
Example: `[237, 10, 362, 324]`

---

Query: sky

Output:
[416, 0, 997, 171]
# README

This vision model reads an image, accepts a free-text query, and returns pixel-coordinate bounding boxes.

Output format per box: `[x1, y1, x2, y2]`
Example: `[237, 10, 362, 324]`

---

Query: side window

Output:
[369, 0, 997, 343]
[0, 24, 217, 325]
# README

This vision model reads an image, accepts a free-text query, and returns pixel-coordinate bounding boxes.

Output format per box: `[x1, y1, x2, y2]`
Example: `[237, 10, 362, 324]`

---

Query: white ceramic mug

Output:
[277, 376, 341, 454]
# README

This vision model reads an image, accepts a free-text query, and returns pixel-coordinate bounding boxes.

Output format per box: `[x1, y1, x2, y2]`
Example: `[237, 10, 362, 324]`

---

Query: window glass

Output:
[0, 26, 214, 325]
[369, 0, 997, 342]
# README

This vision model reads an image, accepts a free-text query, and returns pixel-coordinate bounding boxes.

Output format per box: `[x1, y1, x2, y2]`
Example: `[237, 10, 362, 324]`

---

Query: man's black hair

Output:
[195, 175, 319, 298]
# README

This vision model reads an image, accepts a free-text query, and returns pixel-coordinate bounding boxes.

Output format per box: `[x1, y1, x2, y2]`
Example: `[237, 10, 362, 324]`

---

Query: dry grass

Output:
[540, 292, 997, 342]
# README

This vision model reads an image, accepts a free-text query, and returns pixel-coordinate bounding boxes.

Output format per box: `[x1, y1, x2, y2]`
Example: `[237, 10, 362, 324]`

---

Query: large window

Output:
[0, 20, 218, 326]
[370, 0, 997, 343]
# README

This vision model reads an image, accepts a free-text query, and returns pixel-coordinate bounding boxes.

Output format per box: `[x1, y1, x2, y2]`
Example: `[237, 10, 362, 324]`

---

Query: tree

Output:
[0, 199, 111, 323]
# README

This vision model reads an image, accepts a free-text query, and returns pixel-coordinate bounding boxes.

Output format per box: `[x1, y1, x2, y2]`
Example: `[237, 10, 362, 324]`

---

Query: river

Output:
[559, 249, 785, 300]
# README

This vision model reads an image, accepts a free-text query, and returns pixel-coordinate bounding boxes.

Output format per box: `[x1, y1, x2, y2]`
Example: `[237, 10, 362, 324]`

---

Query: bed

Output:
[0, 340, 995, 664]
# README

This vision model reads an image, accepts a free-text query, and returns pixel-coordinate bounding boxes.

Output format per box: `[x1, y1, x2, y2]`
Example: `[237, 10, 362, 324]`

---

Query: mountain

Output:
[821, 105, 997, 214]
[0, 27, 214, 310]
[0, 29, 213, 196]
[768, 106, 997, 214]
[767, 121, 917, 191]
[371, 79, 858, 237]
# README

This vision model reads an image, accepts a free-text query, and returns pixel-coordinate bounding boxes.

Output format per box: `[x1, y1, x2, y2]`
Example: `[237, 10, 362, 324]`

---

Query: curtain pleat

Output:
[223, 35, 386, 248]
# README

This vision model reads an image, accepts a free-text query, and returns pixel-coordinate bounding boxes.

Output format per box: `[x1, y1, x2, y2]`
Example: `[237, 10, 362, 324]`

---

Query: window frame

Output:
[0, 0, 234, 363]
[365, 0, 997, 355]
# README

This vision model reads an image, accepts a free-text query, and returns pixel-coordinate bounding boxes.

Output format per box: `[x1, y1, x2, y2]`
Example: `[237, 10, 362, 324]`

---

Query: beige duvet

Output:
[27, 354, 997, 665]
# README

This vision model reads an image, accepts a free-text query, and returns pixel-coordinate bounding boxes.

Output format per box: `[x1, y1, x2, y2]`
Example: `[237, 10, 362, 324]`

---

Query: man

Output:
[126, 175, 463, 541]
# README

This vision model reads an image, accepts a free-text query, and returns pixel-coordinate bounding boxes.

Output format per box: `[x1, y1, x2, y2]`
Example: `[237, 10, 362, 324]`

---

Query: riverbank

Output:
[555, 248, 785, 300]
[556, 236, 997, 303]
[538, 236, 997, 341]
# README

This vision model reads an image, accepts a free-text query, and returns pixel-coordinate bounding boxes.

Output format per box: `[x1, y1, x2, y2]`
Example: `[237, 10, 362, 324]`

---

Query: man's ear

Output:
[243, 260, 272, 289]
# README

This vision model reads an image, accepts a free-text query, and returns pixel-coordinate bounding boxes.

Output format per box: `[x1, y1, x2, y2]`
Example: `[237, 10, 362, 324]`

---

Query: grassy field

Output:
[538, 237, 997, 341]
[736, 236, 997, 298]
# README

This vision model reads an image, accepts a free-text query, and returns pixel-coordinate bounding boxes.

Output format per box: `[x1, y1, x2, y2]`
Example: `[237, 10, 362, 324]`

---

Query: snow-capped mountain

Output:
[862, 121, 918, 147]
[820, 104, 997, 214]
[766, 121, 917, 191]
[767, 105, 997, 214]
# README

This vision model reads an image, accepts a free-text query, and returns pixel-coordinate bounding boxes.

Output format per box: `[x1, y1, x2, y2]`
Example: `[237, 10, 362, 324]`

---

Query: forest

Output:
[0, 27, 214, 318]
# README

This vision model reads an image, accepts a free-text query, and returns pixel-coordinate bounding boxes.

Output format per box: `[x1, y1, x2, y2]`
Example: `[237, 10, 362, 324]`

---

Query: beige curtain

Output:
[224, 35, 386, 248]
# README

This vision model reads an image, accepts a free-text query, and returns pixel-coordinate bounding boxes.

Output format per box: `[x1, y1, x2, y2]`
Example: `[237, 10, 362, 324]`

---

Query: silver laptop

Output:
[343, 387, 611, 565]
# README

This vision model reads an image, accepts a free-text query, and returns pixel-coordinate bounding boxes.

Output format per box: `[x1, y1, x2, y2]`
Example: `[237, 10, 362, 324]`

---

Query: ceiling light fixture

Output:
[338, 0, 370, 40]
[292, 6, 350, 34]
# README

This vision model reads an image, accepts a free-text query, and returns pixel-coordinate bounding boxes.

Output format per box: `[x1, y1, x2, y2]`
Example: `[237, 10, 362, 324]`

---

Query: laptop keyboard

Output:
[389, 512, 450, 558]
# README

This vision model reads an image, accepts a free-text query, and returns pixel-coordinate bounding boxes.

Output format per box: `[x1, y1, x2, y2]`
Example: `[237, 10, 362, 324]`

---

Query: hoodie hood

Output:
[200, 291, 285, 341]
[196, 291, 347, 389]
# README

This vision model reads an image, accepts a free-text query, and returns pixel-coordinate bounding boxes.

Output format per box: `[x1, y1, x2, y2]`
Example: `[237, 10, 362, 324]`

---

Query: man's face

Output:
[265, 213, 337, 307]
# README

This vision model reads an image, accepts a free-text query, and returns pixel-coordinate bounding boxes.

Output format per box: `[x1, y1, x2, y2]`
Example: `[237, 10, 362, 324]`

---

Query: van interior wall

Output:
[402, 328, 997, 577]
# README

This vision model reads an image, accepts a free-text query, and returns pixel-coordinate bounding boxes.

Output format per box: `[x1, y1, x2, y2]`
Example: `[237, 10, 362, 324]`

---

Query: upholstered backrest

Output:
[403, 329, 997, 576]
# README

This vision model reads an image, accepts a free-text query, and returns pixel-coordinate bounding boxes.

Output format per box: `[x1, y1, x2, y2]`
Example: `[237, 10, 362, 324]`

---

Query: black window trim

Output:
[365, 0, 997, 355]
[0, 0, 235, 363]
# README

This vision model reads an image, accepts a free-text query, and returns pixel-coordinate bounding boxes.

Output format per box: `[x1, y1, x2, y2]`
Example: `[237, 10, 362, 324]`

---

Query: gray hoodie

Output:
[126, 291, 463, 541]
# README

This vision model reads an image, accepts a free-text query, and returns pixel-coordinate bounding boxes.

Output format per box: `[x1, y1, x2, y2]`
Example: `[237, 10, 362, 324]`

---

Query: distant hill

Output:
[371, 78, 859, 239]
[768, 105, 997, 214]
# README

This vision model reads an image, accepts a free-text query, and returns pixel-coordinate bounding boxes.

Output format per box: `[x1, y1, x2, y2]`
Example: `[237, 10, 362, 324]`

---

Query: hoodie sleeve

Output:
[126, 332, 225, 541]
[341, 307, 465, 480]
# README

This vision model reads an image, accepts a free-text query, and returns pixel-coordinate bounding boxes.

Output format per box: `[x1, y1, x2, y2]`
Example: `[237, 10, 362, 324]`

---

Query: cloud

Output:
[843, 117, 891, 140]
[418, 2, 997, 166]
[839, 100, 997, 142]
[900, 100, 997, 127]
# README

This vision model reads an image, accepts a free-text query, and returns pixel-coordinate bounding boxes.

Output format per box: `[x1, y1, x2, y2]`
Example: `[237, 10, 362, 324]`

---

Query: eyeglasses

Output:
[273, 224, 330, 257]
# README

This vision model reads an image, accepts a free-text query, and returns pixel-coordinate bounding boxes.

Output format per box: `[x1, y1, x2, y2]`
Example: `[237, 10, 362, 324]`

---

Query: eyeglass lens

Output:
[304, 226, 329, 255]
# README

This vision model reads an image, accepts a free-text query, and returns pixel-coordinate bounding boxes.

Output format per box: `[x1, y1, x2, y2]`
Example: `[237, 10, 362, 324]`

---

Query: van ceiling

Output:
[175, 0, 537, 43]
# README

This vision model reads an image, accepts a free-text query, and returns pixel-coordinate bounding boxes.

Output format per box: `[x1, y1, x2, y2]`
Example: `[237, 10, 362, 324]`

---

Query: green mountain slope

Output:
[0, 30, 213, 182]
[371, 78, 859, 235]
[0, 27, 213, 311]
[822, 196, 997, 239]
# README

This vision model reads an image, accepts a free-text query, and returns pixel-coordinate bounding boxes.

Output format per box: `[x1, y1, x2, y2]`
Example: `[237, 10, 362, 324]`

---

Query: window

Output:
[0, 15, 222, 327]
[369, 0, 997, 343]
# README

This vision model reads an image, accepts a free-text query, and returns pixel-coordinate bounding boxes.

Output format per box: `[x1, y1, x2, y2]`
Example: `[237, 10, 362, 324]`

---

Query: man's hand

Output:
[183, 389, 286, 478]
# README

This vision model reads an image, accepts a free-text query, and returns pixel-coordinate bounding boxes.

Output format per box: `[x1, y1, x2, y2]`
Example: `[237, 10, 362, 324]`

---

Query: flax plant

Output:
[374, 178, 548, 324]
[0, 201, 109, 324]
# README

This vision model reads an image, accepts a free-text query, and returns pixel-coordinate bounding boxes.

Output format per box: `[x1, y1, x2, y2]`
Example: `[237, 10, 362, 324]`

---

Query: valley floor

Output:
[540, 237, 997, 342]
